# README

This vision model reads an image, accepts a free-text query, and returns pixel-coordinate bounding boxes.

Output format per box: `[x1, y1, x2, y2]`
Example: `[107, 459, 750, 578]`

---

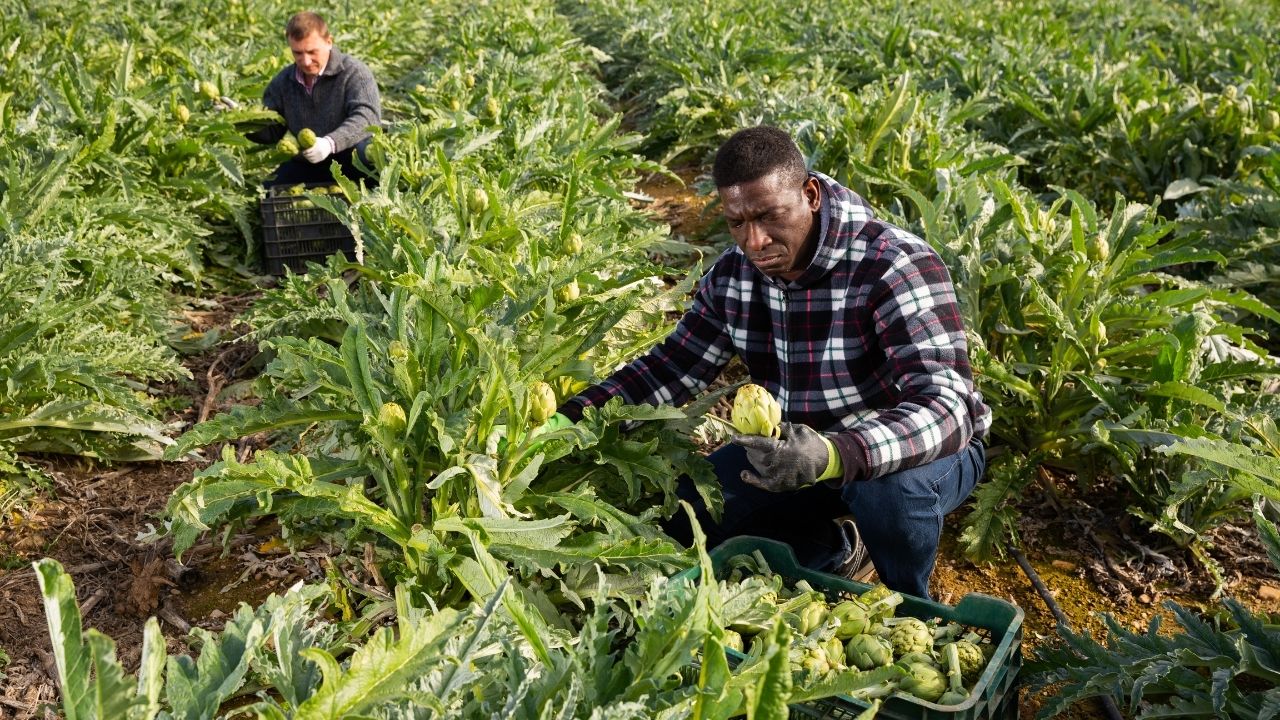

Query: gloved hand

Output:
[302, 135, 335, 164]
[734, 422, 842, 492]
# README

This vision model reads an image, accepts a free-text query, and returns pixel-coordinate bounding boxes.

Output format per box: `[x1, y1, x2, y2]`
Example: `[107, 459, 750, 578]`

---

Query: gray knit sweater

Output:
[249, 47, 381, 153]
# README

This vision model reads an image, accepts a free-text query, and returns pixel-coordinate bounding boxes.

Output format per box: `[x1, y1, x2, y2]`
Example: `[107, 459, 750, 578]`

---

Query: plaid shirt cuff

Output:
[828, 433, 871, 486]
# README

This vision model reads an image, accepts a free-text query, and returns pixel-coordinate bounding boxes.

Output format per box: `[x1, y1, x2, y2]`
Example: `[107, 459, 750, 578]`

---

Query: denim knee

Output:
[838, 440, 984, 598]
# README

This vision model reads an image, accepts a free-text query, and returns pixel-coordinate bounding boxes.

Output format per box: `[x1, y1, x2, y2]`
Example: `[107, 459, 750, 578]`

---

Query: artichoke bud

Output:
[485, 96, 501, 120]
[449, 98, 462, 112]
[529, 381, 557, 425]
[556, 280, 580, 303]
[889, 617, 933, 657]
[175, 104, 191, 124]
[899, 662, 947, 702]
[798, 601, 828, 635]
[1264, 109, 1280, 131]
[731, 384, 782, 437]
[832, 601, 871, 639]
[563, 233, 583, 255]
[378, 402, 407, 435]
[1088, 232, 1110, 263]
[389, 340, 409, 362]
[464, 72, 476, 88]
[198, 80, 219, 101]
[723, 629, 744, 653]
[801, 654, 829, 677]
[298, 128, 317, 150]
[859, 583, 894, 607]
[277, 133, 299, 156]
[845, 634, 893, 670]
[954, 640, 985, 683]
[468, 186, 489, 215]
[823, 637, 846, 668]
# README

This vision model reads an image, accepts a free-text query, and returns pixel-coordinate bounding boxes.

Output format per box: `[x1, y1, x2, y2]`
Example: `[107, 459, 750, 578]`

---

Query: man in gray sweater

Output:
[249, 12, 382, 186]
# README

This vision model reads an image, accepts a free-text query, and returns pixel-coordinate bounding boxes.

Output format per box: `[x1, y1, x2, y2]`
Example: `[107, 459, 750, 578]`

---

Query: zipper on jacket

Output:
[776, 284, 789, 422]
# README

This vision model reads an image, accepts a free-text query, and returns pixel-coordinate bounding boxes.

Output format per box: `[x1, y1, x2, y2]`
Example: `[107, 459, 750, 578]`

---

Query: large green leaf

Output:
[164, 399, 361, 460]
[1157, 438, 1280, 501]
[164, 604, 265, 720]
[34, 558, 135, 720]
[293, 603, 468, 718]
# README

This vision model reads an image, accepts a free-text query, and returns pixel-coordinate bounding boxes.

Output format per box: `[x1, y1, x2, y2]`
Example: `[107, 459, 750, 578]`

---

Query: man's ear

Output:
[803, 176, 821, 211]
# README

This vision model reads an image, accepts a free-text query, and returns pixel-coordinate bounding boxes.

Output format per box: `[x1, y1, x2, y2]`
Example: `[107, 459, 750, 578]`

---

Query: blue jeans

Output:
[265, 137, 377, 187]
[665, 437, 984, 599]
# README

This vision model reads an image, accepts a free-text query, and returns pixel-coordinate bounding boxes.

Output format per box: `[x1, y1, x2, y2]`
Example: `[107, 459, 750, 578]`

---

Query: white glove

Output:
[302, 136, 335, 164]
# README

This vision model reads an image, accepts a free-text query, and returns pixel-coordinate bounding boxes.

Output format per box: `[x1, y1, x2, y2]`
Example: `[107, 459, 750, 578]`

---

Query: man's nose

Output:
[742, 222, 768, 252]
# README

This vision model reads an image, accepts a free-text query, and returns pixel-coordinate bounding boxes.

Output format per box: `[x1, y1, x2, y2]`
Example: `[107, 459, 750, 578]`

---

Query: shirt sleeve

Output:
[326, 60, 381, 152]
[559, 271, 736, 421]
[829, 241, 979, 483]
[246, 75, 287, 144]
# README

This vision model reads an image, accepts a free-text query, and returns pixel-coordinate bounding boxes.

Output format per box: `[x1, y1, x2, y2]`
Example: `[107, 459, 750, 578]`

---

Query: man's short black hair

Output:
[712, 126, 808, 189]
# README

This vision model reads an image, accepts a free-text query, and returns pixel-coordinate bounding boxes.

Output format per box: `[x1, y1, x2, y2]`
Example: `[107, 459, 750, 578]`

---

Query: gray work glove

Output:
[733, 422, 837, 492]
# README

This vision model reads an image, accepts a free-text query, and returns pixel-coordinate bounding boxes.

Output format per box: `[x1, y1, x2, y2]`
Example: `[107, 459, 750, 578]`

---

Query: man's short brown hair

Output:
[286, 12, 331, 42]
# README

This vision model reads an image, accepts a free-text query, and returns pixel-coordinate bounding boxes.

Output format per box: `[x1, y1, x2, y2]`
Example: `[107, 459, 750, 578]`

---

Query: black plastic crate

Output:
[260, 184, 355, 275]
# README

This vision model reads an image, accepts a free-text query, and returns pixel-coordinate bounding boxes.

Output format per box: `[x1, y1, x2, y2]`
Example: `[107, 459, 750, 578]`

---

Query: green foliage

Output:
[1028, 430, 1280, 717]
[566, 0, 1280, 565]
[36, 508, 827, 720]
[1028, 597, 1280, 719]
[0, 239, 188, 482]
[162, 0, 715, 606]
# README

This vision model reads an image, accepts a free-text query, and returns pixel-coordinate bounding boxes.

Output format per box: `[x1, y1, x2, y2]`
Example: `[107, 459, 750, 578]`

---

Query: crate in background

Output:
[678, 536, 1024, 720]
[260, 183, 356, 275]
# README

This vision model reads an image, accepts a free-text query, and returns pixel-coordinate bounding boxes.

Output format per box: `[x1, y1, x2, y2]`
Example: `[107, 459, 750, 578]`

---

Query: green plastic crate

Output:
[680, 536, 1023, 720]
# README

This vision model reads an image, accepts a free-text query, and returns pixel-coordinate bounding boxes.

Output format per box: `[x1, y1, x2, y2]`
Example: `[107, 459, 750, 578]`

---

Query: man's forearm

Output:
[829, 387, 975, 485]
[246, 124, 286, 145]
[325, 101, 379, 152]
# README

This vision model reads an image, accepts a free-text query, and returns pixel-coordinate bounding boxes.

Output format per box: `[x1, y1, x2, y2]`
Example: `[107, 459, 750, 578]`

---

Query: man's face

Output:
[289, 31, 332, 78]
[720, 170, 821, 280]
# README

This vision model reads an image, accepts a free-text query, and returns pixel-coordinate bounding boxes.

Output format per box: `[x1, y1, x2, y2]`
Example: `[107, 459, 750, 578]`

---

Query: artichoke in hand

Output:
[731, 383, 782, 437]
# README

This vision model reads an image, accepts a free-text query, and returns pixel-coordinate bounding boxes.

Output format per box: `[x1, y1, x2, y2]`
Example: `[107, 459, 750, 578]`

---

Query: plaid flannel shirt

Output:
[561, 171, 991, 484]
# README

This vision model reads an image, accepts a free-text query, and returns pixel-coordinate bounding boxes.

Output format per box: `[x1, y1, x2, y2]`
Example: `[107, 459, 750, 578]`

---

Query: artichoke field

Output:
[3, 0, 1279, 717]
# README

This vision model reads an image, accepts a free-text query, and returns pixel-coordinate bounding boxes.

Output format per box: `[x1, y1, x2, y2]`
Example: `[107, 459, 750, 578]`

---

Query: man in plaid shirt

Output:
[555, 126, 990, 599]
